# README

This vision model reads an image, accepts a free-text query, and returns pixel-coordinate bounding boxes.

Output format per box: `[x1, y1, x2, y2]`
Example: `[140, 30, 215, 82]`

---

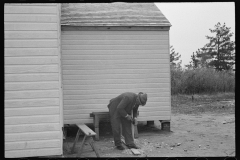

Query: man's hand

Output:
[125, 115, 133, 121]
[133, 118, 138, 125]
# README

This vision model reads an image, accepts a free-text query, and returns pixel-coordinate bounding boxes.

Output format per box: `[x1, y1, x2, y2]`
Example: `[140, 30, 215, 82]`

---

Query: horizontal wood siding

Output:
[4, 4, 62, 158]
[61, 30, 171, 124]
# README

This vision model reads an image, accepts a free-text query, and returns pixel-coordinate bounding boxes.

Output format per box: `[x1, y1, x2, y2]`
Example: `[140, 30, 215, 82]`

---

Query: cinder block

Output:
[161, 121, 170, 131]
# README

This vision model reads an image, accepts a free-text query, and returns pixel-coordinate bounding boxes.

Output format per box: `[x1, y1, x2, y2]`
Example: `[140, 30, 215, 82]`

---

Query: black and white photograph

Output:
[4, 2, 235, 158]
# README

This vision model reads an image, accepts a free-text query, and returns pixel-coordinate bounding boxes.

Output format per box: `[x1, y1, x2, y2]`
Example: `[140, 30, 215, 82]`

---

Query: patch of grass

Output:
[171, 68, 235, 94]
[171, 92, 235, 114]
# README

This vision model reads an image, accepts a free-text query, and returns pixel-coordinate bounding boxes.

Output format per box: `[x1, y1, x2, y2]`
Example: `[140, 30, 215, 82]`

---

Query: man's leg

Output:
[121, 117, 134, 145]
[110, 115, 122, 146]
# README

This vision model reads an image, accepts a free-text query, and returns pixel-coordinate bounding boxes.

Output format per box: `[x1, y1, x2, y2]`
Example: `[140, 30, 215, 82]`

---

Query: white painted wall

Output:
[4, 3, 62, 158]
[61, 29, 171, 124]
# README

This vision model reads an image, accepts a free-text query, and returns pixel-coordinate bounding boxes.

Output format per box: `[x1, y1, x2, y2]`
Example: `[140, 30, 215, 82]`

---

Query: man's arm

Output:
[116, 96, 130, 117]
[133, 105, 139, 119]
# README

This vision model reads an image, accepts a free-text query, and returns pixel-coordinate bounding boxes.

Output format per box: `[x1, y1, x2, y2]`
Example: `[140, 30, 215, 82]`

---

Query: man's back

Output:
[107, 92, 137, 118]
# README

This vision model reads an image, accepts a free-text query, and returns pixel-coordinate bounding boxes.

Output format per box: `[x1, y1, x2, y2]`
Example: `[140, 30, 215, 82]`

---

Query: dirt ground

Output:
[62, 93, 235, 158]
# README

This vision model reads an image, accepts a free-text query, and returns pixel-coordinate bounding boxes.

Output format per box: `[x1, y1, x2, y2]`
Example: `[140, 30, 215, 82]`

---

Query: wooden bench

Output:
[71, 124, 100, 157]
[90, 111, 139, 141]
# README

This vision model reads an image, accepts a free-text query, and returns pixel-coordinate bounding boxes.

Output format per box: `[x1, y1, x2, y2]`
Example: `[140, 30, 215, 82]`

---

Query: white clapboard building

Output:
[4, 3, 171, 158]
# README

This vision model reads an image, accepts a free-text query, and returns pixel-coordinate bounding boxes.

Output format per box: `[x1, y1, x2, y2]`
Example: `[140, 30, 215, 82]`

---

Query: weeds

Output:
[171, 68, 235, 95]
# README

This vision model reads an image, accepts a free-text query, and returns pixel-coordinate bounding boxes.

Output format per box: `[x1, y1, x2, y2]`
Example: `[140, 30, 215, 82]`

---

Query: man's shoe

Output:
[116, 145, 125, 150]
[126, 144, 140, 149]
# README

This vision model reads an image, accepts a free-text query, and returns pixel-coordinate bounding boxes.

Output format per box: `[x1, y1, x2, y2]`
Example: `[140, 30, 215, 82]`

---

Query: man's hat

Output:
[138, 92, 147, 106]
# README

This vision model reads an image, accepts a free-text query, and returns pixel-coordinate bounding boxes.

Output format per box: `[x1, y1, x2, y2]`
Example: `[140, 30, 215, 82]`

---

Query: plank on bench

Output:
[76, 124, 96, 136]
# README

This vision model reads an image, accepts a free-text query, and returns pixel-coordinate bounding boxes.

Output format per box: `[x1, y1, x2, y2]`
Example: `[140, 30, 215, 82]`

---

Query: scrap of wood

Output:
[121, 136, 141, 155]
[130, 148, 141, 155]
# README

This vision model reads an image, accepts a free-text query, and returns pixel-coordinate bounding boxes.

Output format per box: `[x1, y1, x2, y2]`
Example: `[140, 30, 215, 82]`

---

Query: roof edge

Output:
[61, 26, 171, 31]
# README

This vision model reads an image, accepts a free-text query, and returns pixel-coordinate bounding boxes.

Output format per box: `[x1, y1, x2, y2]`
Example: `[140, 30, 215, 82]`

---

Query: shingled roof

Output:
[61, 3, 171, 27]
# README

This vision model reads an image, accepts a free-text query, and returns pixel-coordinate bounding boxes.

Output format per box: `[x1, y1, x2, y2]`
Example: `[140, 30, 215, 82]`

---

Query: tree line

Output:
[170, 22, 235, 95]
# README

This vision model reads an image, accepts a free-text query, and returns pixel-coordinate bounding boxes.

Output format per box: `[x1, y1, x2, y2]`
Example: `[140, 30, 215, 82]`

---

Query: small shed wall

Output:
[61, 28, 171, 124]
[4, 3, 62, 158]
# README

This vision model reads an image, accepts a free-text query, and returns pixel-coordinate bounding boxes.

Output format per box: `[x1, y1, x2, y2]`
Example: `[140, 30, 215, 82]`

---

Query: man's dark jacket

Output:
[107, 92, 139, 119]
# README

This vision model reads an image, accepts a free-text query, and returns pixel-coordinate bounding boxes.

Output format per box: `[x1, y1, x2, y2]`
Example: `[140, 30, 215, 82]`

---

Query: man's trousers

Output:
[109, 114, 134, 147]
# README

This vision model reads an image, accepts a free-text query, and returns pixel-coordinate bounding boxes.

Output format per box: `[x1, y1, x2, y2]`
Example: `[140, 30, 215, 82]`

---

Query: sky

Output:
[155, 2, 235, 67]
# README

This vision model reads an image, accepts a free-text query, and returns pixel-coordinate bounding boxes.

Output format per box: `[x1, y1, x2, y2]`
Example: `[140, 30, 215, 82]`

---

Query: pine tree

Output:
[170, 45, 182, 69]
[190, 52, 199, 68]
[203, 22, 235, 71]
[195, 47, 212, 68]
[187, 49, 208, 69]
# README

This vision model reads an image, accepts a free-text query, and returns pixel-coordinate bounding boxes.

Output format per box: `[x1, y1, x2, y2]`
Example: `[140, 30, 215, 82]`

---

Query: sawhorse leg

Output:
[76, 135, 87, 157]
[89, 137, 100, 157]
[76, 135, 99, 157]
[71, 128, 81, 153]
